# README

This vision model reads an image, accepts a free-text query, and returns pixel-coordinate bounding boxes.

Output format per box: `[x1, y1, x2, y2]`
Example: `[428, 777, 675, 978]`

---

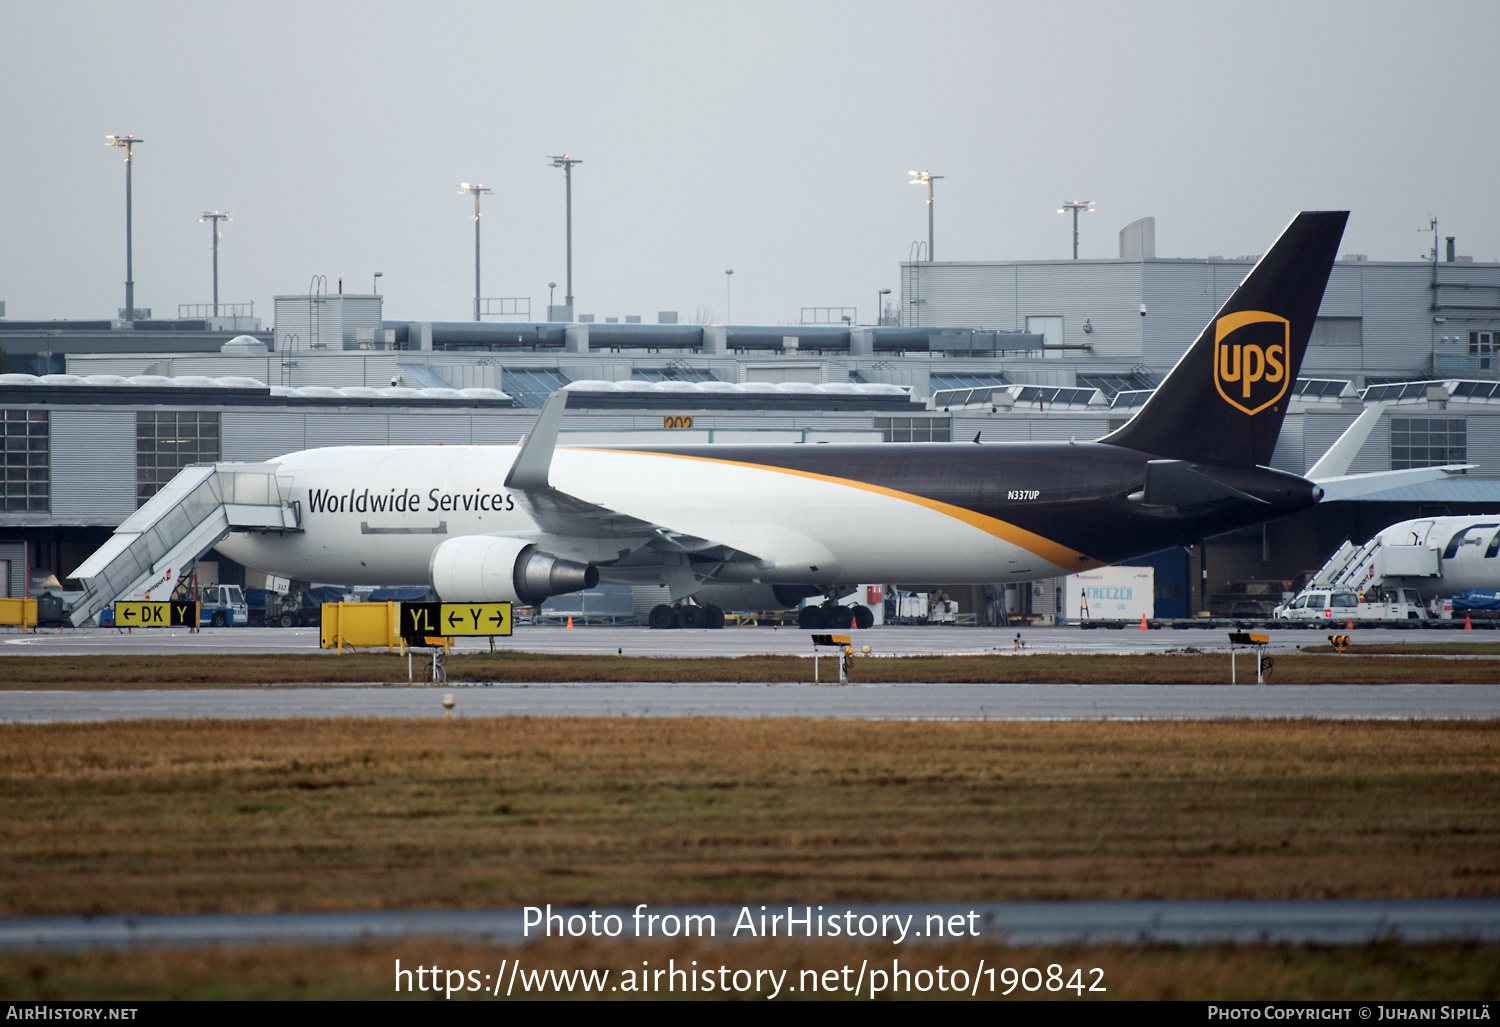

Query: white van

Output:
[1273, 587, 1429, 622]
[1274, 590, 1358, 621]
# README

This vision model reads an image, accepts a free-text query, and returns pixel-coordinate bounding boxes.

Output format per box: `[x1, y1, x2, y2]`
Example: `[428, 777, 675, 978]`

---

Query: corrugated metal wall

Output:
[222, 414, 306, 462]
[0, 541, 25, 598]
[1142, 263, 1218, 369]
[49, 411, 135, 520]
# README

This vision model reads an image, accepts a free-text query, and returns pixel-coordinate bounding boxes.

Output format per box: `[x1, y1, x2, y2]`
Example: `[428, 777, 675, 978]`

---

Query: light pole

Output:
[908, 170, 943, 261]
[725, 269, 734, 323]
[106, 134, 143, 320]
[877, 287, 891, 326]
[547, 281, 557, 318]
[458, 182, 492, 321]
[198, 211, 231, 316]
[548, 155, 582, 316]
[1058, 200, 1095, 259]
[373, 271, 383, 295]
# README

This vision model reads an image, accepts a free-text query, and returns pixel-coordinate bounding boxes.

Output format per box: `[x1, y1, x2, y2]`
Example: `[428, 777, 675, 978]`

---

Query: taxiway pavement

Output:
[3, 682, 1498, 723]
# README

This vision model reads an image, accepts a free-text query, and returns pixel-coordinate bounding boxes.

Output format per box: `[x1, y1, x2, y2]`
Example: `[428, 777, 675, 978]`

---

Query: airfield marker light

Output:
[458, 182, 492, 321]
[908, 170, 943, 260]
[443, 693, 455, 719]
[1058, 200, 1095, 259]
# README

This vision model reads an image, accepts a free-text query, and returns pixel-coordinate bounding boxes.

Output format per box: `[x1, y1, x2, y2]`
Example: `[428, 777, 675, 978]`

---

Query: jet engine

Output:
[429, 536, 598, 605]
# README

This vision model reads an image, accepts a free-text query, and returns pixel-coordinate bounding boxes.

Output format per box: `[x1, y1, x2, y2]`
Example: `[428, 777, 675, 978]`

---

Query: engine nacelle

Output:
[429, 536, 599, 605]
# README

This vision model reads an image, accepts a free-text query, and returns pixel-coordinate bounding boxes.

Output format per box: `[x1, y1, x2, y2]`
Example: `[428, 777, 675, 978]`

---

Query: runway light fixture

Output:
[197, 211, 232, 317]
[458, 182, 492, 321]
[1058, 200, 1095, 259]
[908, 170, 943, 261]
[106, 134, 144, 320]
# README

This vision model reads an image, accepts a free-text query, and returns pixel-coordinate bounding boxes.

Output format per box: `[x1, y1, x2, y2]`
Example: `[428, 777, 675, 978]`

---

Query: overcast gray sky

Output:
[3, 0, 1497, 326]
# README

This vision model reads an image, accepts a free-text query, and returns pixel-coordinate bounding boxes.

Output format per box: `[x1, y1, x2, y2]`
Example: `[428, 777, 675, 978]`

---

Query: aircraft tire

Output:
[852, 605, 874, 630]
[705, 604, 726, 629]
[279, 614, 294, 628]
[648, 604, 678, 630]
[677, 605, 706, 629]
[797, 606, 825, 630]
[211, 612, 228, 628]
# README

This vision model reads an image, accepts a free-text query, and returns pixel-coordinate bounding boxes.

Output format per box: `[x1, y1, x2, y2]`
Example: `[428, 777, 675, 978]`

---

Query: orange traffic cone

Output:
[1464, 615, 1472, 630]
[1140, 614, 1148, 630]
[1346, 618, 1354, 630]
[567, 615, 574, 629]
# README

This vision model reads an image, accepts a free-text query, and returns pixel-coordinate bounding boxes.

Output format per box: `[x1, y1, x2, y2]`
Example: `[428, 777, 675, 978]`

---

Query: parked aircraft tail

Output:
[1101, 210, 1348, 468]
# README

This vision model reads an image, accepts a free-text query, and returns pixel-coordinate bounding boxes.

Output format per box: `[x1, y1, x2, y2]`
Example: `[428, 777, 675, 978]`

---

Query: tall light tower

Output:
[458, 182, 492, 321]
[106, 134, 144, 320]
[198, 211, 232, 316]
[908, 170, 943, 261]
[549, 155, 582, 317]
[877, 287, 891, 326]
[1058, 200, 1095, 259]
[724, 269, 734, 324]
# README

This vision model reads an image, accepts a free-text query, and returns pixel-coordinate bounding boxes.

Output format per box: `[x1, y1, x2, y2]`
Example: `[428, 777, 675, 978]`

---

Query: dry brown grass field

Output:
[2, 718, 1496, 917]
[4, 650, 1500, 687]
[3, 938, 1497, 1000]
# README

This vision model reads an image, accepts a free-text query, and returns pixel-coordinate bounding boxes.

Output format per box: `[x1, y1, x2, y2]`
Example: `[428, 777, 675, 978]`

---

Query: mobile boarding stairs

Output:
[67, 463, 301, 627]
[1304, 534, 1440, 596]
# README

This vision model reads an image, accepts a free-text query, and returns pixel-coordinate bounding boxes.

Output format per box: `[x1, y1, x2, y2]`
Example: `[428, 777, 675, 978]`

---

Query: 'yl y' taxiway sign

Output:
[400, 602, 512, 640]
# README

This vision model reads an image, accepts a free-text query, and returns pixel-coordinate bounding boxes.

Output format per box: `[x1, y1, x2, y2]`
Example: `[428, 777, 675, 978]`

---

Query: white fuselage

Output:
[213, 444, 1074, 589]
[1365, 515, 1500, 597]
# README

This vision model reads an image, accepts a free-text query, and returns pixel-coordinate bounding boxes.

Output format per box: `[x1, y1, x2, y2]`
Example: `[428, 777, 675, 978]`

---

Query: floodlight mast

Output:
[1058, 200, 1095, 259]
[198, 211, 232, 316]
[549, 155, 582, 316]
[908, 170, 943, 261]
[458, 182, 492, 321]
[106, 134, 143, 320]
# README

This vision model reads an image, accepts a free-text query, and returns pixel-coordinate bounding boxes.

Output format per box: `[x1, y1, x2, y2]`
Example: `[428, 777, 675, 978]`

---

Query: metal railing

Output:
[177, 302, 255, 319]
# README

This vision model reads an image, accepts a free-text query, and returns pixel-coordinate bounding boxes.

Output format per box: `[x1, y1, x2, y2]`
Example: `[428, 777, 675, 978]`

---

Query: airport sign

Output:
[115, 601, 199, 627]
[400, 601, 512, 639]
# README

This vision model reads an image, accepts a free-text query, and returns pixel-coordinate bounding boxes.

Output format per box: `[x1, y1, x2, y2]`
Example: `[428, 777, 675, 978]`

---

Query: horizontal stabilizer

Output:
[1316, 465, 1476, 502]
[1129, 460, 1267, 507]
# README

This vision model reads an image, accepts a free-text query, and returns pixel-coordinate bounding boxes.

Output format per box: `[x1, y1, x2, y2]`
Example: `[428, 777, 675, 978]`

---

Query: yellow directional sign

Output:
[400, 601, 512, 639]
[116, 601, 199, 628]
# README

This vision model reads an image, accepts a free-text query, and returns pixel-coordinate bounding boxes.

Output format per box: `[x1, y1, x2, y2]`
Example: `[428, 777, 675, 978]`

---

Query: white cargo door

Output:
[1026, 316, 1063, 359]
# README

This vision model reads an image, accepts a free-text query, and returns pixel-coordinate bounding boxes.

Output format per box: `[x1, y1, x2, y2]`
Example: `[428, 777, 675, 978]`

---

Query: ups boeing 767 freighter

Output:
[72, 211, 1467, 629]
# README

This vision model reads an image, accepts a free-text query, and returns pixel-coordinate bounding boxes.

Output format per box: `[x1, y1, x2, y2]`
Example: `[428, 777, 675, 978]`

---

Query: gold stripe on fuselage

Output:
[571, 448, 1104, 572]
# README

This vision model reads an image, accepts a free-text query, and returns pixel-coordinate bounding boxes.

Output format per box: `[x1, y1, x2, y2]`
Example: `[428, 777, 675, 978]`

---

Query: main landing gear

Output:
[797, 602, 873, 631]
[648, 603, 726, 630]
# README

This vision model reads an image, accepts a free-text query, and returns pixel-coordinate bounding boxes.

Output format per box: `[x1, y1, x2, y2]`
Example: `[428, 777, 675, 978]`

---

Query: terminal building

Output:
[4, 222, 1499, 621]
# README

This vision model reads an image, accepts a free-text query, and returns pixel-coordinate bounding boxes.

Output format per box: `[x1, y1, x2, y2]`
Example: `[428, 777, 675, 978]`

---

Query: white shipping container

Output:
[1065, 567, 1154, 622]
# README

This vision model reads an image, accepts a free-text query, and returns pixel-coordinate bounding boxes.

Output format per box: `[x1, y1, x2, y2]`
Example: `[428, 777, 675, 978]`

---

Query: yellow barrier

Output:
[0, 598, 38, 631]
[319, 601, 404, 652]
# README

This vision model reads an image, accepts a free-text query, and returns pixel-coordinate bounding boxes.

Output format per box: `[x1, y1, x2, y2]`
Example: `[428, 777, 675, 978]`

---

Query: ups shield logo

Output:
[1214, 310, 1290, 416]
